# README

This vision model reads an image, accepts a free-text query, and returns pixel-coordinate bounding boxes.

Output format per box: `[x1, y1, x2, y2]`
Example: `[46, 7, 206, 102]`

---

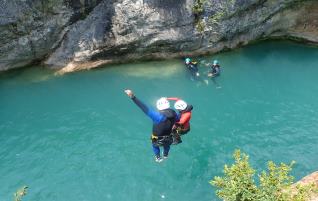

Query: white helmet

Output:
[174, 100, 187, 111]
[156, 97, 170, 110]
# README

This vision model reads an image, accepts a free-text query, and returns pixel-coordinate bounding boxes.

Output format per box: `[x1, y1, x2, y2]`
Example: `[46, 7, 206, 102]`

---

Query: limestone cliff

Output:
[0, 0, 317, 72]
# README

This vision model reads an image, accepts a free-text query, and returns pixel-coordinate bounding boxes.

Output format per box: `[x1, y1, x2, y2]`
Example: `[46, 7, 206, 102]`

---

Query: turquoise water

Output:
[1, 41, 318, 201]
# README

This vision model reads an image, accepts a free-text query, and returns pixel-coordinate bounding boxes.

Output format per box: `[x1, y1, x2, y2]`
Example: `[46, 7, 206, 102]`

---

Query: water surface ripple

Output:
[1, 41, 318, 201]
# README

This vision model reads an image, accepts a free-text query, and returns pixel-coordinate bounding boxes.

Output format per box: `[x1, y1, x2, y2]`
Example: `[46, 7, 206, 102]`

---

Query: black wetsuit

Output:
[131, 96, 178, 157]
[209, 64, 220, 76]
[186, 62, 199, 75]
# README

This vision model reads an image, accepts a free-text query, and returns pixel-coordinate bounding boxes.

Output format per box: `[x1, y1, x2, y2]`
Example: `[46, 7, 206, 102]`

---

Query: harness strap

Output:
[151, 134, 171, 140]
[151, 134, 173, 146]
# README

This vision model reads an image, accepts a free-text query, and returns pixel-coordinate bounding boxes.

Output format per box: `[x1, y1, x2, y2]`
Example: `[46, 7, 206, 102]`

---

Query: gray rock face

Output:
[0, 0, 317, 72]
[45, 0, 198, 72]
[0, 0, 101, 70]
[0, 0, 70, 70]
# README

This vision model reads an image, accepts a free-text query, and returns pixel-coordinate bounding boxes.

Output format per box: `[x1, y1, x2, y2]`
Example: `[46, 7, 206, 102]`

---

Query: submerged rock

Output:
[0, 0, 317, 72]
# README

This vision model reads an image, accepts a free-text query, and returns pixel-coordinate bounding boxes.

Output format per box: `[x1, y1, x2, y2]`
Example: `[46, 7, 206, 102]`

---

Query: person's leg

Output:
[152, 143, 161, 158]
[163, 144, 170, 158]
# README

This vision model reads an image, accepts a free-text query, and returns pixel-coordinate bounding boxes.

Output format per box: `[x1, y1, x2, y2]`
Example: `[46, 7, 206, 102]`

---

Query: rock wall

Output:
[0, 0, 101, 71]
[0, 0, 317, 72]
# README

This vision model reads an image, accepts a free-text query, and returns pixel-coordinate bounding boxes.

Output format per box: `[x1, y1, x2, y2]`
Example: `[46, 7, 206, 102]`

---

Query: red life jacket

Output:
[176, 105, 193, 130]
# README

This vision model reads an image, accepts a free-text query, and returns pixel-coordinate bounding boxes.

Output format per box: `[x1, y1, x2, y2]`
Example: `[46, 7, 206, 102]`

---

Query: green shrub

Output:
[196, 19, 205, 33]
[209, 11, 226, 25]
[192, 0, 206, 16]
[192, 0, 206, 32]
[210, 150, 316, 201]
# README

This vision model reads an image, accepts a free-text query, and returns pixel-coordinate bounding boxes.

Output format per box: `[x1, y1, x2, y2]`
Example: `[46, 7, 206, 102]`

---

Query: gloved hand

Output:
[124, 89, 135, 98]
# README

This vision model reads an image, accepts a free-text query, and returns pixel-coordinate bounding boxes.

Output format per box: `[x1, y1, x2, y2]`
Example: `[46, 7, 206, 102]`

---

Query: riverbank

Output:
[54, 37, 318, 74]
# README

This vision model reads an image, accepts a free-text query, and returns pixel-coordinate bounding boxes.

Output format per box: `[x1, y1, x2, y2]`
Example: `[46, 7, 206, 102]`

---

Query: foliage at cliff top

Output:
[210, 150, 317, 201]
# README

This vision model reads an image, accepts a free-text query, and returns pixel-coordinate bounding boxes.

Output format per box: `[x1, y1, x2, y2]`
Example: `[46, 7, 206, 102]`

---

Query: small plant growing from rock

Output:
[192, 0, 206, 32]
[192, 0, 206, 17]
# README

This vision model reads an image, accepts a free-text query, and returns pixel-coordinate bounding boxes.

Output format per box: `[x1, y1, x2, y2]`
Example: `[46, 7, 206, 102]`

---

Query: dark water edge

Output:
[1, 39, 317, 76]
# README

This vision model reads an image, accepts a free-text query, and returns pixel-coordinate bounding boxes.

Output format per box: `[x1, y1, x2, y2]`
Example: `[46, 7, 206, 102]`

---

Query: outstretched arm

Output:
[124, 89, 166, 124]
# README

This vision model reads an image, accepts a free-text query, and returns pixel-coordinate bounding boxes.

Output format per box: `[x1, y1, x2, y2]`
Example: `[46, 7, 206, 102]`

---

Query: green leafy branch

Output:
[211, 150, 317, 201]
